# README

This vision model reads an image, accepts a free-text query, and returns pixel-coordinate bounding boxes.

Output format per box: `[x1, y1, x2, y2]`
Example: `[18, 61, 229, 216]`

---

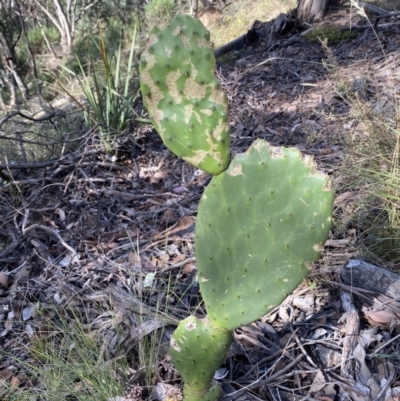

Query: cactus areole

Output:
[139, 14, 334, 401]
[139, 15, 231, 175]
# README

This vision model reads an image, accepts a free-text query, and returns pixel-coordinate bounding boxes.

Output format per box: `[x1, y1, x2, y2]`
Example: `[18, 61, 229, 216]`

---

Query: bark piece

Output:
[339, 291, 360, 378]
[341, 259, 400, 299]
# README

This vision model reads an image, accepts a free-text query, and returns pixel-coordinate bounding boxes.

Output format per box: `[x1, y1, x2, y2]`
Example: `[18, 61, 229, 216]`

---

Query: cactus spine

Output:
[140, 15, 334, 401]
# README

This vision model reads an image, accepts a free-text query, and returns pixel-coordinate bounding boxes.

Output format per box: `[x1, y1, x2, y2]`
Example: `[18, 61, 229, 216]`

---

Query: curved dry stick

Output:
[23, 223, 78, 258]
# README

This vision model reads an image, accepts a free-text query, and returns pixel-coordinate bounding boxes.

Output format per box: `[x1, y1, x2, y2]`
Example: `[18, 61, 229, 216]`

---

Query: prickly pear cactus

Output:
[139, 15, 230, 175]
[170, 316, 232, 401]
[139, 16, 334, 401]
[196, 140, 333, 330]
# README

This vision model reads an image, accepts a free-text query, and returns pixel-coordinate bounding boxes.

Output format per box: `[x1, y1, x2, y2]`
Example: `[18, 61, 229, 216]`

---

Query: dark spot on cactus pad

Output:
[200, 80, 205, 85]
[155, 79, 160, 85]
[189, 124, 194, 130]
[184, 70, 190, 77]
[263, 258, 267, 262]
[168, 99, 173, 105]
[285, 243, 289, 248]
[148, 46, 154, 54]
[194, 101, 199, 107]
[163, 63, 170, 69]
[158, 33, 163, 39]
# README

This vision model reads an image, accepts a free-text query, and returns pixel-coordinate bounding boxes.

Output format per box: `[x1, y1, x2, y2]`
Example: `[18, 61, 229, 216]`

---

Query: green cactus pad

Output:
[139, 15, 230, 175]
[170, 315, 232, 397]
[196, 140, 333, 330]
[183, 381, 223, 401]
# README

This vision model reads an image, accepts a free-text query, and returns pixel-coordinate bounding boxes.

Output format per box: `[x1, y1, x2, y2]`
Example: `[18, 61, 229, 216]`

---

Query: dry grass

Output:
[209, 0, 297, 48]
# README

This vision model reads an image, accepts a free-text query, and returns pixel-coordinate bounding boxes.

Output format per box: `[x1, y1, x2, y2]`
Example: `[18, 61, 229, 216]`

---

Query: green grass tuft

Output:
[305, 25, 360, 45]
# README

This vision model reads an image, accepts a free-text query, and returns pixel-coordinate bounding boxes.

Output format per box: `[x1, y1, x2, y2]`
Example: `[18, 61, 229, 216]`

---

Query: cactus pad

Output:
[170, 316, 232, 400]
[196, 140, 333, 330]
[139, 15, 230, 175]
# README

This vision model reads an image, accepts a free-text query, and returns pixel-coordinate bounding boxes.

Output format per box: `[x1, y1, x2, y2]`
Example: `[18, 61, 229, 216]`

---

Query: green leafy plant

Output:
[139, 15, 334, 401]
[27, 25, 60, 54]
[305, 25, 359, 45]
[61, 25, 139, 151]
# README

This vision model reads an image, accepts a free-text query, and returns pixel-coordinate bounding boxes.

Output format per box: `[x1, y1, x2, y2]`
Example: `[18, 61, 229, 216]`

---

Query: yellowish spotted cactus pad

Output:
[139, 15, 230, 175]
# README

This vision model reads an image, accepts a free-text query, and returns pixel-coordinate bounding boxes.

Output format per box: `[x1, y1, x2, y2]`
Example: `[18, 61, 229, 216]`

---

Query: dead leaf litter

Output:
[1, 5, 400, 401]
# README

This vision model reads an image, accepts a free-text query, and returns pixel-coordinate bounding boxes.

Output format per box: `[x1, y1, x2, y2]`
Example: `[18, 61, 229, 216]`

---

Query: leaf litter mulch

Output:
[1, 5, 400, 401]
